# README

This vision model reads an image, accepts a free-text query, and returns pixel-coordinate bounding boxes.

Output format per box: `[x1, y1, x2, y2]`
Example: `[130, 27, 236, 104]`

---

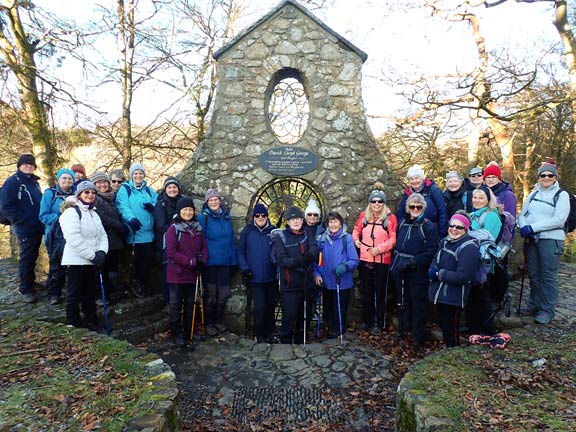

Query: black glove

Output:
[242, 270, 253, 283]
[304, 252, 317, 264]
[92, 250, 106, 268]
[128, 218, 142, 232]
[143, 202, 154, 212]
[195, 255, 204, 272]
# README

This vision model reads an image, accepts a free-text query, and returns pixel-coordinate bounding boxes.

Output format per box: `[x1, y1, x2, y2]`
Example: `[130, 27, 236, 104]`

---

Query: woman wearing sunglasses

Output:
[466, 186, 502, 336]
[518, 161, 570, 325]
[428, 211, 480, 347]
[352, 182, 397, 334]
[390, 193, 438, 350]
[59, 181, 108, 330]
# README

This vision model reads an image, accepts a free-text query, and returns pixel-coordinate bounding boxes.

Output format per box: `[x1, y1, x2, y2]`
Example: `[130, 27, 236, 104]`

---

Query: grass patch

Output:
[404, 330, 576, 431]
[0, 318, 159, 431]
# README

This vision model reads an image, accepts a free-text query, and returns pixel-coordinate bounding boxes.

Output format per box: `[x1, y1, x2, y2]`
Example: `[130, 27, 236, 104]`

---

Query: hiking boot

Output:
[534, 313, 552, 325]
[517, 306, 537, 317]
[21, 292, 36, 304]
[48, 296, 61, 305]
[205, 325, 219, 337]
[131, 280, 146, 298]
[255, 336, 267, 344]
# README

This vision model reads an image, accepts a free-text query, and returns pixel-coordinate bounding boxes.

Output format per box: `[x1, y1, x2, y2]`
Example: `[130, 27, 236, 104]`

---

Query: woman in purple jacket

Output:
[165, 197, 208, 347]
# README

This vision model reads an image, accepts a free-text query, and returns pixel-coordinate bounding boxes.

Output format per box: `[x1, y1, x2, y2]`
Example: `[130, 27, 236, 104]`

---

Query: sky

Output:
[38, 0, 560, 136]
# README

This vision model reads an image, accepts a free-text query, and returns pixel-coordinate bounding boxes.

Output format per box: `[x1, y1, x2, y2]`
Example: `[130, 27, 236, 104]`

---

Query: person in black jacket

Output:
[428, 212, 480, 347]
[0, 154, 44, 303]
[154, 176, 183, 304]
[390, 193, 438, 350]
[237, 203, 277, 343]
[274, 206, 319, 344]
[92, 172, 125, 301]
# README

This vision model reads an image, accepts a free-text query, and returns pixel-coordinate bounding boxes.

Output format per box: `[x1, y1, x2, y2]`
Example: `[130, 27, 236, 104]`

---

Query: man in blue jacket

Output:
[0, 154, 44, 303]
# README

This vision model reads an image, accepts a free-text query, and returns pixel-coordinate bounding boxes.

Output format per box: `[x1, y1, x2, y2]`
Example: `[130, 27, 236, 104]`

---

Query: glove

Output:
[195, 257, 204, 272]
[92, 250, 106, 268]
[128, 218, 142, 232]
[428, 266, 439, 281]
[242, 270, 253, 283]
[143, 202, 154, 212]
[520, 225, 535, 239]
[334, 263, 348, 278]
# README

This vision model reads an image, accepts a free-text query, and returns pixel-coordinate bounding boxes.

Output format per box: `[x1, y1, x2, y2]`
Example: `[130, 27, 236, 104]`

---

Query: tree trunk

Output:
[118, 0, 135, 172]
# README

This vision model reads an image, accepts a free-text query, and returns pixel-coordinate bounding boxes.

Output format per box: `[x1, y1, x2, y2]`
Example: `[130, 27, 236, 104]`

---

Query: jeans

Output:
[394, 270, 428, 343]
[16, 233, 42, 295]
[526, 238, 564, 319]
[169, 283, 195, 338]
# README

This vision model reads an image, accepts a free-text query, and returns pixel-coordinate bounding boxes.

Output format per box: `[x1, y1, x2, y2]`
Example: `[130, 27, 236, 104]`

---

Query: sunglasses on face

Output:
[448, 224, 466, 230]
[82, 190, 97, 195]
[409, 205, 424, 210]
[254, 214, 267, 218]
[370, 199, 384, 204]
[111, 180, 123, 184]
[470, 173, 482, 178]
[539, 173, 555, 178]
[307, 213, 319, 217]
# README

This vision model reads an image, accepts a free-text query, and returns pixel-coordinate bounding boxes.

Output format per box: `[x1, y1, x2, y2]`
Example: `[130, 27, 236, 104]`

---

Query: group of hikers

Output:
[0, 154, 571, 349]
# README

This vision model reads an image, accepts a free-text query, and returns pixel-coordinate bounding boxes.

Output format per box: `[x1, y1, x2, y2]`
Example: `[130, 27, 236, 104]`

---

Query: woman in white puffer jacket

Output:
[60, 181, 108, 330]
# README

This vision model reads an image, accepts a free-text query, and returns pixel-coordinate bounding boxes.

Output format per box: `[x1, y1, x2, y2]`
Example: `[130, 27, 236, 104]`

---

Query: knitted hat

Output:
[446, 171, 463, 181]
[407, 165, 425, 179]
[252, 203, 268, 216]
[109, 168, 126, 181]
[71, 164, 86, 176]
[56, 168, 75, 180]
[91, 171, 110, 185]
[285, 206, 304, 220]
[75, 180, 97, 196]
[163, 176, 181, 192]
[17, 154, 36, 168]
[205, 188, 221, 202]
[129, 163, 145, 179]
[475, 185, 492, 201]
[304, 199, 321, 216]
[176, 197, 195, 213]
[450, 213, 470, 231]
[537, 162, 558, 177]
[469, 167, 483, 176]
[483, 162, 502, 180]
[368, 188, 386, 203]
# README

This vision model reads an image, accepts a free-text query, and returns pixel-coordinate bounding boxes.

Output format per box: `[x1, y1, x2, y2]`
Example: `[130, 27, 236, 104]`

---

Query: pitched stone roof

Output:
[213, 0, 368, 63]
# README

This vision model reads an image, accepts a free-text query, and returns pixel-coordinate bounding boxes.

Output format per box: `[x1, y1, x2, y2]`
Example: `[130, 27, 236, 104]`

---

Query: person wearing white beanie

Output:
[397, 165, 449, 238]
[303, 199, 325, 240]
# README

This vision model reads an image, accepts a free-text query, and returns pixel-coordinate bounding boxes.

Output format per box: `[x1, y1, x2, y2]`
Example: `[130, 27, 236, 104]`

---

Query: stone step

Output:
[108, 309, 170, 343]
[102, 293, 165, 324]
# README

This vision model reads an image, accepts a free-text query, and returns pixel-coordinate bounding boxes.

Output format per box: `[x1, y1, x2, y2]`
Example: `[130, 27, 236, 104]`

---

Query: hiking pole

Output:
[316, 287, 322, 341]
[516, 239, 529, 314]
[336, 278, 343, 345]
[481, 292, 512, 333]
[98, 271, 111, 336]
[191, 275, 199, 342]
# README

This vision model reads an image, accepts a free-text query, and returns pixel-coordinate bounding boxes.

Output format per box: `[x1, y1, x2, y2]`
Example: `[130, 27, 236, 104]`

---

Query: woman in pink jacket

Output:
[352, 182, 397, 334]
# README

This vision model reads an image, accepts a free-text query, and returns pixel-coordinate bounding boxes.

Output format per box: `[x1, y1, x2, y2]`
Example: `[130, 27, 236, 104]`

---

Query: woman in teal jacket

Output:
[39, 167, 75, 305]
[470, 186, 502, 241]
[115, 163, 158, 297]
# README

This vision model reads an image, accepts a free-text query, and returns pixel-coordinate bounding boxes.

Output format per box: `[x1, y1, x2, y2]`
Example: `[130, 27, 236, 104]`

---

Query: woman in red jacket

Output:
[352, 182, 397, 334]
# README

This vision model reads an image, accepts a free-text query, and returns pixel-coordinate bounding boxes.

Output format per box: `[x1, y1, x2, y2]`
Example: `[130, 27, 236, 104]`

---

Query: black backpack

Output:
[270, 229, 308, 267]
[47, 207, 82, 261]
[0, 186, 9, 225]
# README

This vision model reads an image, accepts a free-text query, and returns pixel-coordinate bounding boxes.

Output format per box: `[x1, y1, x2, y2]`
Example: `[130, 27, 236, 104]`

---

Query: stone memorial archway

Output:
[180, 0, 399, 331]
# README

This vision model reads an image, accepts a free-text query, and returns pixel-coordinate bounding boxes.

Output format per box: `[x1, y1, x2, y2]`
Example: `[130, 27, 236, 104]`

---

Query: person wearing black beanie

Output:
[0, 154, 43, 303]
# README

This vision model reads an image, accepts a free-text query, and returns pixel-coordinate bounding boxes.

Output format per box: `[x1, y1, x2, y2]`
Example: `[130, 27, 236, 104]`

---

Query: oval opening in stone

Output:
[266, 69, 309, 144]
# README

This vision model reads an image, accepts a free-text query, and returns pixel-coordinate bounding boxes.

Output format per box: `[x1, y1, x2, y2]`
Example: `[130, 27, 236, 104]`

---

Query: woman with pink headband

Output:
[428, 211, 480, 347]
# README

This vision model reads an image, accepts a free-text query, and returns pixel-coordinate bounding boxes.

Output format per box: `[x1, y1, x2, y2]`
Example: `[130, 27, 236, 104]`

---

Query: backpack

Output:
[459, 229, 502, 285]
[476, 210, 516, 258]
[528, 188, 576, 233]
[318, 231, 349, 260]
[270, 228, 308, 267]
[0, 176, 26, 225]
[362, 212, 390, 233]
[46, 206, 82, 261]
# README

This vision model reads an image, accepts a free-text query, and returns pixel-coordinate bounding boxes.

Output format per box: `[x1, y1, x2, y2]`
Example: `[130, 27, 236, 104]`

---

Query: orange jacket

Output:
[352, 210, 397, 264]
